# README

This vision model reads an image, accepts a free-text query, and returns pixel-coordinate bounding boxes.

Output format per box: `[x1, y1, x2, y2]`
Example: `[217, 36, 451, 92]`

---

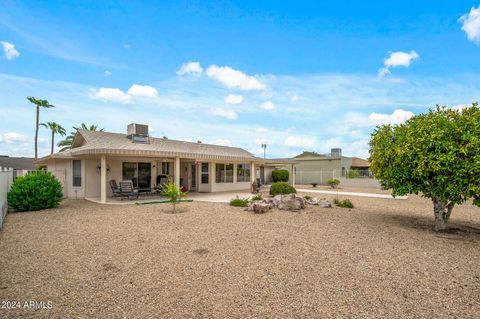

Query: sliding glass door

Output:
[122, 162, 151, 191]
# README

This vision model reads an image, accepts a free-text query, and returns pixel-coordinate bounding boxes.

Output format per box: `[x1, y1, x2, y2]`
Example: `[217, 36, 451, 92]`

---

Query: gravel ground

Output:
[0, 195, 479, 318]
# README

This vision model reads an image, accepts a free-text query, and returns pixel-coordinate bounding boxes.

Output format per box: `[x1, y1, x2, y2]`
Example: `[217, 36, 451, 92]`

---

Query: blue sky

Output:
[1, 0, 479, 159]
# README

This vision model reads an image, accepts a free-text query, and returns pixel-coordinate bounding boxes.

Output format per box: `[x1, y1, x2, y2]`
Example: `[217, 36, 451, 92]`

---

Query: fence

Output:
[0, 166, 14, 230]
[295, 169, 376, 186]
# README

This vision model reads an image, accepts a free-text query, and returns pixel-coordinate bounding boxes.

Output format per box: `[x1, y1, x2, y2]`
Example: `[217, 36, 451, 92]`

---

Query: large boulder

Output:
[272, 194, 305, 211]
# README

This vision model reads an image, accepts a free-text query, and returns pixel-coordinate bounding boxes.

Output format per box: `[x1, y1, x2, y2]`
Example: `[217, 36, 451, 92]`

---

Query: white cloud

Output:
[0, 132, 28, 143]
[452, 104, 471, 111]
[177, 61, 203, 76]
[255, 127, 268, 133]
[104, 70, 111, 76]
[379, 50, 419, 77]
[260, 101, 275, 110]
[346, 109, 414, 127]
[91, 88, 131, 103]
[209, 138, 233, 146]
[211, 107, 238, 120]
[284, 136, 317, 148]
[369, 109, 414, 125]
[224, 94, 243, 105]
[0, 41, 20, 60]
[91, 84, 158, 103]
[127, 84, 158, 98]
[459, 5, 480, 44]
[206, 65, 266, 90]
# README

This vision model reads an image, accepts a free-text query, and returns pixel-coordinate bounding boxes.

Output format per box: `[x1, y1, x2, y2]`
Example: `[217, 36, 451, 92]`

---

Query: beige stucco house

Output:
[35, 124, 295, 203]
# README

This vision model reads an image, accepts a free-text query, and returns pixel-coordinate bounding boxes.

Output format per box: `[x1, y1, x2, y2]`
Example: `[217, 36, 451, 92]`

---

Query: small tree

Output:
[159, 181, 187, 213]
[327, 178, 340, 189]
[369, 104, 480, 231]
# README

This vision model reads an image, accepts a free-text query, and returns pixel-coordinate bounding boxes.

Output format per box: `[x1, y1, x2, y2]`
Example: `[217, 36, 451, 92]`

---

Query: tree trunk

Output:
[51, 129, 54, 155]
[35, 106, 39, 159]
[432, 198, 454, 231]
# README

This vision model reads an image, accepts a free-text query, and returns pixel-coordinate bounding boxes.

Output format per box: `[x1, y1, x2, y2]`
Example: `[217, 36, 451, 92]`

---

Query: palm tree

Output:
[27, 97, 55, 159]
[57, 123, 105, 152]
[40, 122, 66, 155]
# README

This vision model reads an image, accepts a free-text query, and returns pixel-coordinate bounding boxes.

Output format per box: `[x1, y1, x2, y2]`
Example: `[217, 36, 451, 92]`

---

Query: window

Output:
[216, 163, 234, 183]
[161, 162, 171, 175]
[122, 162, 138, 187]
[201, 163, 209, 184]
[72, 160, 82, 187]
[236, 164, 250, 182]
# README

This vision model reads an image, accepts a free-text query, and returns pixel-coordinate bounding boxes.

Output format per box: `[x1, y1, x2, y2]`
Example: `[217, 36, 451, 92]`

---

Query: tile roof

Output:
[0, 156, 35, 170]
[38, 130, 261, 162]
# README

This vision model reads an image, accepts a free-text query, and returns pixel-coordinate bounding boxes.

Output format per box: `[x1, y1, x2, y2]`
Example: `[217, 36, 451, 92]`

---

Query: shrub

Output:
[230, 197, 249, 207]
[303, 195, 312, 200]
[251, 194, 263, 201]
[347, 170, 359, 179]
[159, 181, 187, 213]
[334, 198, 354, 208]
[272, 169, 289, 182]
[8, 172, 63, 212]
[327, 178, 340, 188]
[269, 182, 296, 196]
[311, 183, 318, 187]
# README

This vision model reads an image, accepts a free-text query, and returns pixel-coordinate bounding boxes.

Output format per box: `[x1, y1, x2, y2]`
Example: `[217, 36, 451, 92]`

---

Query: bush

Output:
[334, 198, 354, 208]
[327, 178, 340, 188]
[230, 197, 249, 207]
[303, 195, 312, 200]
[347, 170, 359, 179]
[269, 182, 296, 196]
[251, 194, 263, 201]
[272, 169, 289, 182]
[311, 183, 318, 187]
[8, 172, 63, 212]
[159, 181, 187, 213]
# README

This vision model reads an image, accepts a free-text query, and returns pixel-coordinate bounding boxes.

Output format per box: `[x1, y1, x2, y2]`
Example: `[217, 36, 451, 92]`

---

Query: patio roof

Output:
[35, 130, 295, 164]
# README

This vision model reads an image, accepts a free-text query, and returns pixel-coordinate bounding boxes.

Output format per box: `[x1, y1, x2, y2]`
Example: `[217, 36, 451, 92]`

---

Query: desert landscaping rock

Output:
[252, 202, 270, 214]
[306, 197, 332, 208]
[272, 194, 306, 211]
[0, 196, 479, 318]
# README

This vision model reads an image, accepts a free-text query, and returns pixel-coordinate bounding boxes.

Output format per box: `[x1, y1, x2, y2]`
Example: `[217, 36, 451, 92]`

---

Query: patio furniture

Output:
[119, 180, 139, 200]
[109, 180, 121, 197]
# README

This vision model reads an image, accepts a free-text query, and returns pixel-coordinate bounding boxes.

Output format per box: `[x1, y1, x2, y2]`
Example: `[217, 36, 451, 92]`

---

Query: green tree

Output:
[369, 104, 480, 231]
[40, 122, 66, 155]
[57, 124, 105, 152]
[159, 181, 187, 213]
[27, 97, 55, 159]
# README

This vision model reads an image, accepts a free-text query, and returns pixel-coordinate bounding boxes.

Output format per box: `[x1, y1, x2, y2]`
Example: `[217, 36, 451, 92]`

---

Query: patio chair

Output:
[109, 180, 121, 197]
[119, 180, 139, 200]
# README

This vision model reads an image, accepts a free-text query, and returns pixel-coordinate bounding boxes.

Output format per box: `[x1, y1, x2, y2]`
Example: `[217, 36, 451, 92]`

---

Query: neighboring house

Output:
[270, 149, 371, 185]
[0, 155, 35, 179]
[35, 124, 295, 203]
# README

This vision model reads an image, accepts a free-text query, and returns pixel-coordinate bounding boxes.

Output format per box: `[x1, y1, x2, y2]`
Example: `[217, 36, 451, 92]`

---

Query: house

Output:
[0, 155, 35, 179]
[35, 124, 295, 203]
[267, 149, 371, 185]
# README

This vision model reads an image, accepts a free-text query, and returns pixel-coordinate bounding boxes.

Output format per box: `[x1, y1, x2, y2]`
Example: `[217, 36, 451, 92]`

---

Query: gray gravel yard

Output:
[0, 194, 479, 318]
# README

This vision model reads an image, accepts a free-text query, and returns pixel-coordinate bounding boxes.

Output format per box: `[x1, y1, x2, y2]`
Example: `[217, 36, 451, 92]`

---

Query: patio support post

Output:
[100, 155, 107, 204]
[250, 162, 255, 185]
[291, 163, 296, 187]
[174, 157, 180, 187]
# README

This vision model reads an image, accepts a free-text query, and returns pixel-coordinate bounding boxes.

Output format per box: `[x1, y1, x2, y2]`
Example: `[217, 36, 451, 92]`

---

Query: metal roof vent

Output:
[127, 123, 149, 143]
[331, 148, 342, 157]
